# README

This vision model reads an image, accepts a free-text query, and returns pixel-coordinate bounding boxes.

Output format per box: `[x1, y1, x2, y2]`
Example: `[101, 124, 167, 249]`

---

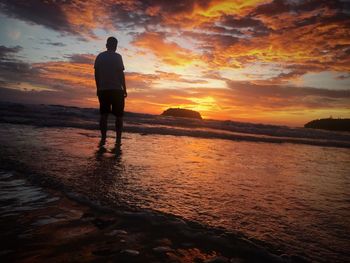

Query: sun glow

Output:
[169, 96, 219, 118]
[0, 0, 348, 126]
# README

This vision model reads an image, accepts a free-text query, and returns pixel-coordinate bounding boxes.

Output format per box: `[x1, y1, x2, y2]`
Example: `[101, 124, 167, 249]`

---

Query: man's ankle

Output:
[99, 137, 106, 147]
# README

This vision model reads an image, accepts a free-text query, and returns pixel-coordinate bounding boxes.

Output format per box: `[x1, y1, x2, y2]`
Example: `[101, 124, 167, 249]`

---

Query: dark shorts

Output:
[97, 89, 124, 117]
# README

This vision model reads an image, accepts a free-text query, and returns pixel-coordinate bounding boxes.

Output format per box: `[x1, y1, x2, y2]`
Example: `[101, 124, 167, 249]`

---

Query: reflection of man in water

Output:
[94, 37, 127, 146]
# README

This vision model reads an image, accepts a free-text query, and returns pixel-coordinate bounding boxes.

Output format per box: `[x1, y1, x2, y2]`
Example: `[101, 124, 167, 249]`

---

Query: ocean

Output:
[0, 101, 349, 262]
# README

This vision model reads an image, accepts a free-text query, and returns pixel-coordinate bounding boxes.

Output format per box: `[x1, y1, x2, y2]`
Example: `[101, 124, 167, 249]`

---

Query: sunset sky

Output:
[0, 0, 349, 126]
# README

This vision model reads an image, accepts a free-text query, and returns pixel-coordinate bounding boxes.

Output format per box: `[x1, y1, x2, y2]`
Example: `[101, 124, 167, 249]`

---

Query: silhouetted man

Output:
[94, 37, 127, 146]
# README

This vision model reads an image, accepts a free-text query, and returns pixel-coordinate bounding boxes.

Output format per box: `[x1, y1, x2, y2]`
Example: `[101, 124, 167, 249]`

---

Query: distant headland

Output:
[161, 108, 202, 120]
[304, 118, 350, 132]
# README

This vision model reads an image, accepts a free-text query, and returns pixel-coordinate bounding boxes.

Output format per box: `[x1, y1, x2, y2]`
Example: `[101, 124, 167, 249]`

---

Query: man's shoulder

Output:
[96, 51, 108, 58]
[111, 52, 122, 61]
[95, 51, 124, 69]
[95, 51, 104, 62]
[96, 51, 122, 60]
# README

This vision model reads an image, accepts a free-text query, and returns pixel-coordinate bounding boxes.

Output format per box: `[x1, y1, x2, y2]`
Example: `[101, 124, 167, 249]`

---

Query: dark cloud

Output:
[218, 15, 270, 37]
[226, 80, 350, 108]
[139, 0, 211, 15]
[107, 0, 210, 31]
[108, 3, 157, 30]
[0, 48, 95, 105]
[336, 74, 350, 80]
[0, 59, 35, 77]
[251, 0, 341, 17]
[65, 54, 95, 64]
[48, 42, 66, 47]
[228, 80, 350, 98]
[0, 0, 72, 33]
[221, 15, 265, 28]
[205, 15, 271, 39]
[250, 0, 348, 29]
[0, 0, 198, 38]
[269, 64, 325, 83]
[183, 31, 239, 50]
[251, 0, 290, 17]
[0, 86, 91, 106]
[288, 6, 349, 31]
[0, 0, 110, 39]
[40, 39, 66, 47]
[0, 45, 39, 84]
[0, 45, 22, 60]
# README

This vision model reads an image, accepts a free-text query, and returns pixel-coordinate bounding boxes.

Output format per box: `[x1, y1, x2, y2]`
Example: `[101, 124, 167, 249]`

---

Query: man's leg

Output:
[99, 113, 108, 145]
[115, 116, 123, 145]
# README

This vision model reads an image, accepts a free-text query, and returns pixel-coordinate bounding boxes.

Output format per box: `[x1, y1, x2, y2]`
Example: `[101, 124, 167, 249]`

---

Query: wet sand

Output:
[0, 171, 285, 263]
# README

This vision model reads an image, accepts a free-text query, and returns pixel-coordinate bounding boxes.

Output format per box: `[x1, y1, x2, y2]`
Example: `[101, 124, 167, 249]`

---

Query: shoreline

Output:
[0, 168, 292, 263]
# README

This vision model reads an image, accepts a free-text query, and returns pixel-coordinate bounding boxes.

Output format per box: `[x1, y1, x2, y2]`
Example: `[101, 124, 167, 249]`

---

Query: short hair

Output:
[106, 37, 118, 49]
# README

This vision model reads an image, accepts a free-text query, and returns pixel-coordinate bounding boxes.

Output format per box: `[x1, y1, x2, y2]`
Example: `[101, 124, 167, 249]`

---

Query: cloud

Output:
[0, 86, 84, 106]
[40, 39, 66, 47]
[1, 0, 348, 73]
[1, 45, 348, 114]
[226, 80, 350, 109]
[216, 14, 271, 37]
[0, 1, 349, 124]
[1, 1, 73, 34]
[125, 70, 208, 91]
[0, 0, 114, 39]
[65, 54, 95, 64]
[0, 45, 22, 59]
[0, 49, 348, 125]
[0, 45, 41, 86]
[132, 31, 201, 66]
[0, 46, 95, 105]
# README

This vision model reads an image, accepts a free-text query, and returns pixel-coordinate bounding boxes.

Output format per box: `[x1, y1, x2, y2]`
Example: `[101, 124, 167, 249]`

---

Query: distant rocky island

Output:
[161, 108, 202, 119]
[304, 118, 350, 132]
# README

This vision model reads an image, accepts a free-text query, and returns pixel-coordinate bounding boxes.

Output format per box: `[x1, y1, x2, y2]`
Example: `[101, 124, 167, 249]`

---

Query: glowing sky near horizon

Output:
[0, 0, 349, 126]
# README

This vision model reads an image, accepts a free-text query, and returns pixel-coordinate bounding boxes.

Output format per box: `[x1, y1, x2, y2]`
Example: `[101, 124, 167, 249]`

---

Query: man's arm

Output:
[119, 55, 127, 98]
[121, 70, 127, 98]
[94, 68, 100, 96]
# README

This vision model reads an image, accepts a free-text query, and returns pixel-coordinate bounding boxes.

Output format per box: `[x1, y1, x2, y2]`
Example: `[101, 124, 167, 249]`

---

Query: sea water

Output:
[0, 123, 349, 262]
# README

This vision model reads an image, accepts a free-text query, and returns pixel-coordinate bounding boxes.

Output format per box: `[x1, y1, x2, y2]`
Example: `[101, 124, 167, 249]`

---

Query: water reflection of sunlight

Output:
[79, 145, 126, 202]
[11, 126, 349, 263]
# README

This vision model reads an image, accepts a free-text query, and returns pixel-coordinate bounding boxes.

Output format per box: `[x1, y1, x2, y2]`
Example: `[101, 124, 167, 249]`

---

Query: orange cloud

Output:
[1, 55, 349, 125]
[160, 0, 269, 29]
[189, 12, 350, 76]
[132, 32, 201, 66]
[1, 0, 349, 125]
[33, 61, 95, 91]
[60, 1, 111, 38]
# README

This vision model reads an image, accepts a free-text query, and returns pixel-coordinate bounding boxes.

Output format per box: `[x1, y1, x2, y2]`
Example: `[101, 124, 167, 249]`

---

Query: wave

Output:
[1, 101, 349, 148]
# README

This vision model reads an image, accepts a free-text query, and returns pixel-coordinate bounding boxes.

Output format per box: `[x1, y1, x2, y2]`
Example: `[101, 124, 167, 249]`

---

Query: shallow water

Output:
[1, 124, 349, 262]
[1, 101, 350, 148]
[0, 171, 58, 218]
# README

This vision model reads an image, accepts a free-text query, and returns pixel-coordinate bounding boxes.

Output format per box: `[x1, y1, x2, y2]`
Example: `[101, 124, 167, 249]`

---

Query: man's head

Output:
[106, 36, 118, 51]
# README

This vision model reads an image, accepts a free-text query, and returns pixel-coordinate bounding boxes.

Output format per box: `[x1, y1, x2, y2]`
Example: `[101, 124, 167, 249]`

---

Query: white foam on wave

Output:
[1, 102, 349, 148]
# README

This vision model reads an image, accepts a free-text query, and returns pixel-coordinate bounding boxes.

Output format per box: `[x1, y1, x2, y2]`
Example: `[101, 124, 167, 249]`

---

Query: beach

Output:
[0, 102, 349, 262]
[0, 169, 285, 263]
[1, 0, 349, 261]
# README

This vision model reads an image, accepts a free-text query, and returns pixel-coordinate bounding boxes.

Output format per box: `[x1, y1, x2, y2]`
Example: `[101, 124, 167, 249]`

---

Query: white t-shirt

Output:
[94, 51, 125, 91]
